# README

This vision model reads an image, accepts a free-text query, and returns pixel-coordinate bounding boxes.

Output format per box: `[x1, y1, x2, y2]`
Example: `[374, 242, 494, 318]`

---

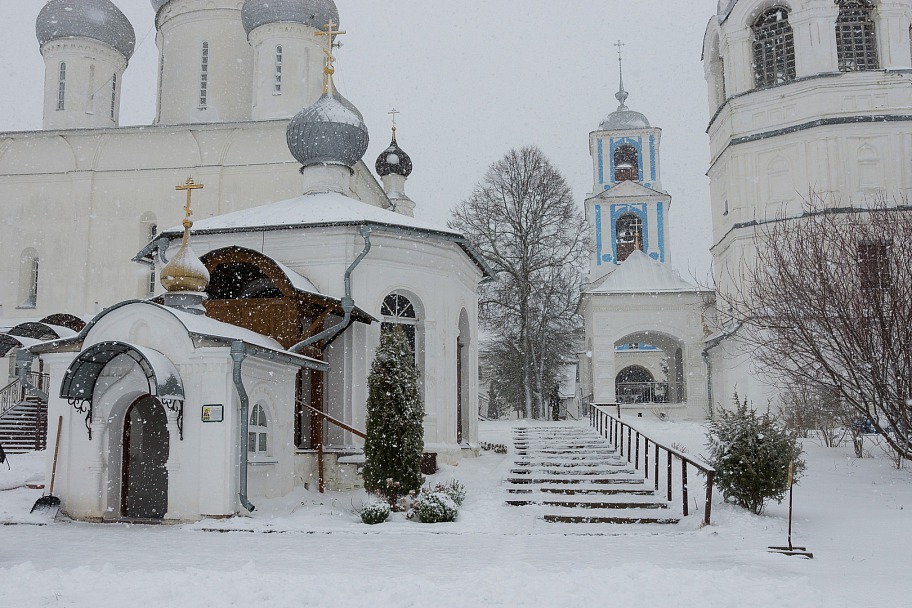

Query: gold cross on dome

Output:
[316, 20, 347, 94]
[176, 177, 204, 226]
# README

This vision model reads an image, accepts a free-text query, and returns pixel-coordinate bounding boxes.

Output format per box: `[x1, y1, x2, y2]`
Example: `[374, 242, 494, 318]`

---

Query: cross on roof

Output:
[614, 40, 625, 62]
[389, 108, 400, 129]
[176, 177, 203, 227]
[316, 20, 347, 94]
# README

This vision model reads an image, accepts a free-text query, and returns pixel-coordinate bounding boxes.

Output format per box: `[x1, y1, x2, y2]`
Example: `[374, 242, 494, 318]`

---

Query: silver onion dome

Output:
[375, 131, 413, 178]
[286, 90, 369, 168]
[242, 0, 339, 36]
[37, 0, 136, 60]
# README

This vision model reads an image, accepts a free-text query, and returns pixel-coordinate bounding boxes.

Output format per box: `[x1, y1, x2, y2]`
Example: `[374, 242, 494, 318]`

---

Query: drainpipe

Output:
[16, 350, 49, 403]
[230, 341, 255, 512]
[701, 349, 714, 421]
[289, 225, 372, 353]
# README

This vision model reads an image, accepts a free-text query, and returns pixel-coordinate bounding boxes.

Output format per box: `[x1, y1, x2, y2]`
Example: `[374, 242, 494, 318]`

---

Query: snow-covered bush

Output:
[414, 491, 457, 523]
[706, 395, 805, 515]
[359, 500, 391, 525]
[362, 325, 425, 504]
[431, 479, 466, 507]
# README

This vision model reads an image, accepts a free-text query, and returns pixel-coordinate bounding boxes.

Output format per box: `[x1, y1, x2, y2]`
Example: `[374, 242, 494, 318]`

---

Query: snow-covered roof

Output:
[586, 250, 704, 294]
[272, 260, 321, 295]
[164, 191, 459, 236]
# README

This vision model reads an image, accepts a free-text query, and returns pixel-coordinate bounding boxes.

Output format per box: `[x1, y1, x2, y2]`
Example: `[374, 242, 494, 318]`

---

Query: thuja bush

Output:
[362, 325, 425, 505]
[415, 491, 458, 523]
[706, 395, 805, 515]
[359, 500, 391, 525]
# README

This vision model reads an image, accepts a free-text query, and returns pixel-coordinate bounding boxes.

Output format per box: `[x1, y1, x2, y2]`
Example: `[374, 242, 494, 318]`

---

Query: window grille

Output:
[199, 42, 209, 109]
[858, 242, 891, 292]
[57, 62, 66, 111]
[248, 404, 268, 454]
[148, 223, 158, 294]
[110, 73, 117, 120]
[274, 45, 283, 94]
[28, 257, 39, 306]
[752, 8, 796, 88]
[836, 1, 878, 72]
[381, 293, 417, 357]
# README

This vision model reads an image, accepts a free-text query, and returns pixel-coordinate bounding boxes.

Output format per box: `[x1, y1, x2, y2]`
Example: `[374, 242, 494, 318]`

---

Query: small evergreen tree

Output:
[362, 325, 425, 504]
[706, 394, 805, 515]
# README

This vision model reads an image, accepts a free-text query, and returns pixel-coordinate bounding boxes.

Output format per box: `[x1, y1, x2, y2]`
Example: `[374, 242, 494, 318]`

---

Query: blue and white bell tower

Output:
[585, 44, 672, 281]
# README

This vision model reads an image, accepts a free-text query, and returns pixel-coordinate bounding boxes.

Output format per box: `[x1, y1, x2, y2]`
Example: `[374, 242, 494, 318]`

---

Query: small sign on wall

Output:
[201, 404, 223, 422]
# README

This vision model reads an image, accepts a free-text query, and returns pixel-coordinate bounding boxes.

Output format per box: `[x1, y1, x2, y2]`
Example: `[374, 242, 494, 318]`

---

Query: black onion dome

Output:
[242, 0, 339, 35]
[286, 90, 369, 168]
[375, 131, 413, 178]
[37, 0, 136, 59]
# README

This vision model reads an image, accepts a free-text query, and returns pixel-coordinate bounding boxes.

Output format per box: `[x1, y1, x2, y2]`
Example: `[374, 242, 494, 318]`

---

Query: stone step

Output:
[510, 468, 637, 476]
[506, 476, 646, 485]
[543, 514, 680, 525]
[508, 487, 657, 496]
[507, 499, 669, 509]
[514, 460, 628, 468]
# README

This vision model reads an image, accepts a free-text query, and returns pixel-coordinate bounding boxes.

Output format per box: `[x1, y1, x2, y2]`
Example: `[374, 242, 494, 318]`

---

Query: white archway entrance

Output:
[613, 331, 686, 404]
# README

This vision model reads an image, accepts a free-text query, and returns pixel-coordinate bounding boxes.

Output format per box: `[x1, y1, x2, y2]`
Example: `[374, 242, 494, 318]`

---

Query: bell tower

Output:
[584, 42, 672, 281]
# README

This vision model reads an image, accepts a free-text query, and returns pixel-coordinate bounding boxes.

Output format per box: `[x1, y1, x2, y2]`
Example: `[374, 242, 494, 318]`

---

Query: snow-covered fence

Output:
[590, 404, 715, 526]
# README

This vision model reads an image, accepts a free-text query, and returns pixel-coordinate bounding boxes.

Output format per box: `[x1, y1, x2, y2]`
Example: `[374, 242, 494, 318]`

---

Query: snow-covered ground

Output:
[1, 419, 909, 607]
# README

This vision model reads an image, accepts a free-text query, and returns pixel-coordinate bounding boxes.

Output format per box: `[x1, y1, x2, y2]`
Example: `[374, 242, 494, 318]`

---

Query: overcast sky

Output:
[0, 0, 718, 279]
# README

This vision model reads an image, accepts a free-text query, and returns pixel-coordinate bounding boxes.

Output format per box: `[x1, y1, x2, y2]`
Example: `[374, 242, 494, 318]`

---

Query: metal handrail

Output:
[590, 404, 716, 526]
[0, 373, 49, 418]
[297, 401, 367, 494]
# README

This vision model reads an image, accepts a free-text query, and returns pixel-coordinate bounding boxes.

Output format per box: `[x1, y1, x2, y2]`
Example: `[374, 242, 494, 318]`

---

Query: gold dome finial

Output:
[160, 177, 210, 294]
[316, 19, 346, 95]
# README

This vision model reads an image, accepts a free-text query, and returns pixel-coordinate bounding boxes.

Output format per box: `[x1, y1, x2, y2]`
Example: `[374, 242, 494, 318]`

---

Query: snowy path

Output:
[1, 419, 910, 607]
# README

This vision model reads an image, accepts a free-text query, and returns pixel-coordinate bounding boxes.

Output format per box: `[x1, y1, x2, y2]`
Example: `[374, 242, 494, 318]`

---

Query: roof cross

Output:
[316, 19, 347, 94]
[176, 177, 204, 229]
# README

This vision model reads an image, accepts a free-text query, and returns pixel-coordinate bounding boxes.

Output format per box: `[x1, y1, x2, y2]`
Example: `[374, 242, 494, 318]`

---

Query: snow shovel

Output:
[31, 415, 62, 515]
[768, 461, 813, 559]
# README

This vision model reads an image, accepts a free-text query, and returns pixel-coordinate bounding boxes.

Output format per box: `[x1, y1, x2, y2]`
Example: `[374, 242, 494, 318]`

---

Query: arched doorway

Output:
[122, 395, 169, 519]
[615, 365, 655, 403]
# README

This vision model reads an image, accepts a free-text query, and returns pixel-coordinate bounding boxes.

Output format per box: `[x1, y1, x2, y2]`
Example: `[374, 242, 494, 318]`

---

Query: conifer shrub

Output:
[359, 500, 391, 525]
[362, 325, 425, 505]
[706, 395, 805, 515]
[414, 491, 458, 523]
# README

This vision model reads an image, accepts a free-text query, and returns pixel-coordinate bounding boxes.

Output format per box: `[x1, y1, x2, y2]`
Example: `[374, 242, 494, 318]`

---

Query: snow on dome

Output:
[600, 109, 651, 130]
[37, 0, 136, 60]
[151, 1, 169, 14]
[286, 90, 369, 168]
[241, 0, 340, 36]
[375, 131, 413, 178]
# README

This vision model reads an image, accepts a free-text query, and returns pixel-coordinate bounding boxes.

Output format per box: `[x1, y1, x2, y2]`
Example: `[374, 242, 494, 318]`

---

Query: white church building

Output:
[578, 61, 713, 420]
[0, 0, 489, 522]
[702, 0, 912, 409]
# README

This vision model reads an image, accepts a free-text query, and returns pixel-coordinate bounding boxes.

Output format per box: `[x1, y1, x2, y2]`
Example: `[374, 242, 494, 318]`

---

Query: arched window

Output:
[836, 1, 878, 72]
[248, 403, 268, 455]
[615, 213, 643, 262]
[56, 62, 66, 111]
[199, 42, 209, 109]
[381, 293, 417, 357]
[274, 45, 283, 94]
[19, 249, 39, 307]
[752, 7, 796, 88]
[614, 145, 639, 182]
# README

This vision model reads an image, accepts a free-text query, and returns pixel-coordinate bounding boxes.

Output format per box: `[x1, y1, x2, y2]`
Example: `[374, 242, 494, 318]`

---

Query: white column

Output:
[790, 2, 839, 77]
[875, 3, 912, 68]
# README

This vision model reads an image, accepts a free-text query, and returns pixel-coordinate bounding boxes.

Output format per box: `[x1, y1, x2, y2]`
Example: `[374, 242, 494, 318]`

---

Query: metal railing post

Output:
[682, 461, 689, 517]
[704, 470, 715, 526]
[627, 427, 632, 464]
[644, 438, 649, 479]
[635, 432, 640, 470]
[654, 443, 660, 491]
[667, 451, 673, 502]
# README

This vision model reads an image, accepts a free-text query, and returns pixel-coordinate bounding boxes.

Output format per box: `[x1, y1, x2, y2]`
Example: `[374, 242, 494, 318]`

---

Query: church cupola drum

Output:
[243, 0, 341, 119]
[152, 0, 254, 125]
[36, 0, 135, 130]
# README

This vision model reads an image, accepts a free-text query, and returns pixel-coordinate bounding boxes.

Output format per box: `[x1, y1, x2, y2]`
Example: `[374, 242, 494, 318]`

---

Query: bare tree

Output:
[450, 146, 588, 419]
[722, 194, 912, 463]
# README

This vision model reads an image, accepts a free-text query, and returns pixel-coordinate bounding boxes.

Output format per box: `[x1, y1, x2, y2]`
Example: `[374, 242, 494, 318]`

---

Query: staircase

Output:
[0, 378, 48, 454]
[505, 424, 679, 525]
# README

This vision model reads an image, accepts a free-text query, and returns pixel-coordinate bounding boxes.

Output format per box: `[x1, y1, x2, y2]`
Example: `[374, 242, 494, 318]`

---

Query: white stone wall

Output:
[249, 23, 325, 121]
